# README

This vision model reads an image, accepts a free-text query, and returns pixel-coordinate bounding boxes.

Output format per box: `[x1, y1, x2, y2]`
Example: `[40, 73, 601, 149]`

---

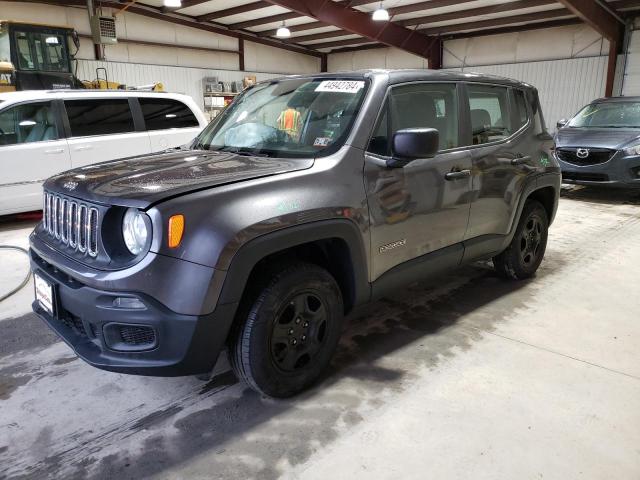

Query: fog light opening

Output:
[112, 297, 146, 309]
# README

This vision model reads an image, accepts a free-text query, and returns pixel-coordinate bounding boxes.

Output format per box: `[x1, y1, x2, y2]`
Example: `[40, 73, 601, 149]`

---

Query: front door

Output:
[364, 82, 472, 280]
[0, 101, 70, 215]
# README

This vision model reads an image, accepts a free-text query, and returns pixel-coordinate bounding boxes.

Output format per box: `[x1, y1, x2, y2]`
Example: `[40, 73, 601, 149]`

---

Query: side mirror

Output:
[556, 118, 568, 129]
[390, 128, 439, 167]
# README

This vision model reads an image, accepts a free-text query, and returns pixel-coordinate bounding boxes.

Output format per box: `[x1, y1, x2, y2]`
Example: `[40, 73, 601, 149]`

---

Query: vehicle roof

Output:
[591, 96, 640, 103]
[263, 69, 535, 90]
[0, 89, 196, 103]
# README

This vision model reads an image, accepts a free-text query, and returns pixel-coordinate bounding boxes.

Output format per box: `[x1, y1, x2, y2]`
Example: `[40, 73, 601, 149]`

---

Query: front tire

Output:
[493, 200, 549, 280]
[229, 262, 344, 398]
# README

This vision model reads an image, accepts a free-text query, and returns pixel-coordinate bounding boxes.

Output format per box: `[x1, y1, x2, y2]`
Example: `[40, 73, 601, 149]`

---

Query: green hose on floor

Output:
[0, 245, 31, 302]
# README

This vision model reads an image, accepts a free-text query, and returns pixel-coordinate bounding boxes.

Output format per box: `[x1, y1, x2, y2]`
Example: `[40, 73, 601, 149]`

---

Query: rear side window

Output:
[467, 84, 511, 145]
[65, 99, 135, 137]
[513, 89, 529, 129]
[368, 83, 459, 154]
[0, 102, 58, 146]
[139, 98, 199, 131]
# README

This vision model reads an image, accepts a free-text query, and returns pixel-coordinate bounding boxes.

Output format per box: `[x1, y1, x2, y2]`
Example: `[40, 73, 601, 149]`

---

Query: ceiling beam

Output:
[264, 0, 439, 59]
[228, 0, 374, 30]
[259, 0, 478, 37]
[289, 0, 558, 44]
[555, 0, 623, 42]
[161, 0, 211, 13]
[398, 0, 559, 28]
[197, 1, 272, 22]
[18, 0, 323, 57]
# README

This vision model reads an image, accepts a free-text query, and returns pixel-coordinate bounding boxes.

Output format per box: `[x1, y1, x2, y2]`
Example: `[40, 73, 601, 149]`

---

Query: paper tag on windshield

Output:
[315, 80, 365, 93]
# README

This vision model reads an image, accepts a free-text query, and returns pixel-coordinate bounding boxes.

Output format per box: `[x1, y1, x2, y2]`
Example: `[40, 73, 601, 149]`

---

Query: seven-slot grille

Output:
[42, 192, 99, 257]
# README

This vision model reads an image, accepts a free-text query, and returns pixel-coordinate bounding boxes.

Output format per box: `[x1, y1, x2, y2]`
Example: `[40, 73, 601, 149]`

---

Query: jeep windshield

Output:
[193, 78, 368, 158]
[568, 101, 640, 128]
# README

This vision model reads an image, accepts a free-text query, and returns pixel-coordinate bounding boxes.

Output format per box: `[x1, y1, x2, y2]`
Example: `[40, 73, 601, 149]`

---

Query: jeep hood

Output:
[44, 149, 314, 208]
[555, 127, 640, 149]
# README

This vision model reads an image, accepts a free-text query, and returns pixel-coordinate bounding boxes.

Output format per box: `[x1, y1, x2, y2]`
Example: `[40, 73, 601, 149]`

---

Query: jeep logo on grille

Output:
[63, 181, 78, 191]
[576, 148, 590, 159]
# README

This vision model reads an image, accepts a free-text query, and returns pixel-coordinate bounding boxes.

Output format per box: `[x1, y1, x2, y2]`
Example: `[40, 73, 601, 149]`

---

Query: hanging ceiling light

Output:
[276, 21, 291, 38]
[164, 0, 182, 7]
[372, 2, 389, 21]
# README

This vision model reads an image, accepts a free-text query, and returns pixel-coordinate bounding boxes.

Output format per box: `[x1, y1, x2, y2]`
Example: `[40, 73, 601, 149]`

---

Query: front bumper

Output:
[30, 244, 238, 376]
[557, 153, 640, 188]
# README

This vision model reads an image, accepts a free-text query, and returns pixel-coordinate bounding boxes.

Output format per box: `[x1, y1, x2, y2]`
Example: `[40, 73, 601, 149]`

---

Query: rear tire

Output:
[493, 199, 548, 280]
[228, 262, 344, 398]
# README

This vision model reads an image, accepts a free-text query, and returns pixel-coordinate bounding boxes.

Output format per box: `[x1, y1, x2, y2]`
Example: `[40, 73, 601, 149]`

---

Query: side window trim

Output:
[509, 88, 532, 135]
[129, 97, 146, 132]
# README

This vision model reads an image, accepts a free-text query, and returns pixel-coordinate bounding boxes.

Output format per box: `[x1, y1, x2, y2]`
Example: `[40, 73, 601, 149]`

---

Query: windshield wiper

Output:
[215, 146, 272, 157]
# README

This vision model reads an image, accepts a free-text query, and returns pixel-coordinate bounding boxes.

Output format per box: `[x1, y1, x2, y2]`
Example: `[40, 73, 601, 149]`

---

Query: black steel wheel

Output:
[493, 199, 549, 280]
[228, 262, 343, 398]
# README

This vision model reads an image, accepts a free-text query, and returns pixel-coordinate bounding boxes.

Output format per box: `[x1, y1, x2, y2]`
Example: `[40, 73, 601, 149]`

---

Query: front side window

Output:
[367, 82, 459, 155]
[65, 99, 135, 137]
[568, 102, 640, 128]
[139, 98, 199, 131]
[0, 102, 58, 146]
[468, 84, 512, 145]
[194, 78, 368, 158]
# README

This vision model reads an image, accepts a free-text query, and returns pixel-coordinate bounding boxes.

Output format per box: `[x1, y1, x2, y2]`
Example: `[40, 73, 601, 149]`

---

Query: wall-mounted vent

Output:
[90, 16, 117, 45]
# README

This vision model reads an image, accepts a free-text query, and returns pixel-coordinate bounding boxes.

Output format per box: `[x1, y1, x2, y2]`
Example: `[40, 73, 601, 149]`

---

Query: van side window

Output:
[513, 89, 529, 129]
[468, 84, 512, 144]
[65, 99, 135, 137]
[389, 83, 459, 150]
[139, 98, 199, 131]
[0, 102, 58, 146]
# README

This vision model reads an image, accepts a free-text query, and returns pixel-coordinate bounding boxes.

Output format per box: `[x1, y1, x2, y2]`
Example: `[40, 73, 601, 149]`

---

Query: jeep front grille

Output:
[43, 192, 99, 257]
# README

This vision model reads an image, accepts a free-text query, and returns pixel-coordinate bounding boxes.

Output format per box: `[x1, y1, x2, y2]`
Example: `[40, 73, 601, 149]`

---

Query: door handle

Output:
[44, 148, 64, 154]
[511, 155, 531, 165]
[74, 145, 93, 151]
[444, 169, 471, 181]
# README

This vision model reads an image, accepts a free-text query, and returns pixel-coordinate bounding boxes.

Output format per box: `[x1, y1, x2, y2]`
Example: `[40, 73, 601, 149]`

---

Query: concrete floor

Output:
[1, 186, 639, 480]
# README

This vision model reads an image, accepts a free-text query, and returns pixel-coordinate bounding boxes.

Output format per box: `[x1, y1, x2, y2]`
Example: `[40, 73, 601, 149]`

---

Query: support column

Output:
[605, 40, 618, 97]
[238, 38, 245, 71]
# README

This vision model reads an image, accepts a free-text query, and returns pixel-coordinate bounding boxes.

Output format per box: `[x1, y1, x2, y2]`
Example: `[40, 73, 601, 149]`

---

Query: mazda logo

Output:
[576, 148, 590, 159]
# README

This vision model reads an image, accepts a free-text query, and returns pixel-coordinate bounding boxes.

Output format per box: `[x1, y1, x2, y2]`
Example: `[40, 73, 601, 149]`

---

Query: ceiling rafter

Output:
[197, 1, 272, 22]
[264, 0, 442, 60]
[555, 0, 623, 42]
[227, 0, 374, 30]
[161, 0, 212, 13]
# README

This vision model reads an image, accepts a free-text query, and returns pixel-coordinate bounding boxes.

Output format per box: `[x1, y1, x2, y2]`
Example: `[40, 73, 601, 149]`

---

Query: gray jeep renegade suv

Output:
[30, 70, 560, 397]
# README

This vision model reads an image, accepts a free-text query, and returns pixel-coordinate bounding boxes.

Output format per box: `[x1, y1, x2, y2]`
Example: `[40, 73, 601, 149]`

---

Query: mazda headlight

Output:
[122, 208, 149, 255]
[624, 143, 640, 156]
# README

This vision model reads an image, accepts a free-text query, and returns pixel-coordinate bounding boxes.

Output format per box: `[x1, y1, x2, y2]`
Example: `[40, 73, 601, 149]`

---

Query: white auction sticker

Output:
[315, 80, 365, 93]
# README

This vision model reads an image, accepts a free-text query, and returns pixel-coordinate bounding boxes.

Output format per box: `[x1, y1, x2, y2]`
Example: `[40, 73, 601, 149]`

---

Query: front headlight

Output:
[122, 208, 149, 255]
[624, 143, 640, 156]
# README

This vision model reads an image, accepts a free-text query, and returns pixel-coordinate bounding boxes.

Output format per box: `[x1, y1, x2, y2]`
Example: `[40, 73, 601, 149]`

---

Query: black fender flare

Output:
[217, 218, 371, 309]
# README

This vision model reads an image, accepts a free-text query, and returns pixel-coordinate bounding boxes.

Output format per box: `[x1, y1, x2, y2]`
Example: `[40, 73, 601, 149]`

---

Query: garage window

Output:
[467, 84, 512, 145]
[139, 98, 199, 131]
[0, 102, 58, 146]
[65, 99, 135, 137]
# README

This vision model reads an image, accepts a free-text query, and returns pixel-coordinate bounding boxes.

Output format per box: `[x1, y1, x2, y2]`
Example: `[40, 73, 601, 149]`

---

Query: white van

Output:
[0, 90, 207, 215]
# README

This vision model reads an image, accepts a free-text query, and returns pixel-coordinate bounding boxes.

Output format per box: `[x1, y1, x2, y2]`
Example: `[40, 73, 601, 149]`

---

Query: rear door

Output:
[0, 100, 70, 215]
[63, 98, 151, 168]
[138, 97, 203, 151]
[464, 83, 534, 240]
[364, 82, 472, 280]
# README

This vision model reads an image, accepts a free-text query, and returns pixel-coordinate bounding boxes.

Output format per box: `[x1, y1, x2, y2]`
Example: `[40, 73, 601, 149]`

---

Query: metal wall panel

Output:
[77, 59, 282, 111]
[622, 28, 640, 96]
[446, 55, 608, 132]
